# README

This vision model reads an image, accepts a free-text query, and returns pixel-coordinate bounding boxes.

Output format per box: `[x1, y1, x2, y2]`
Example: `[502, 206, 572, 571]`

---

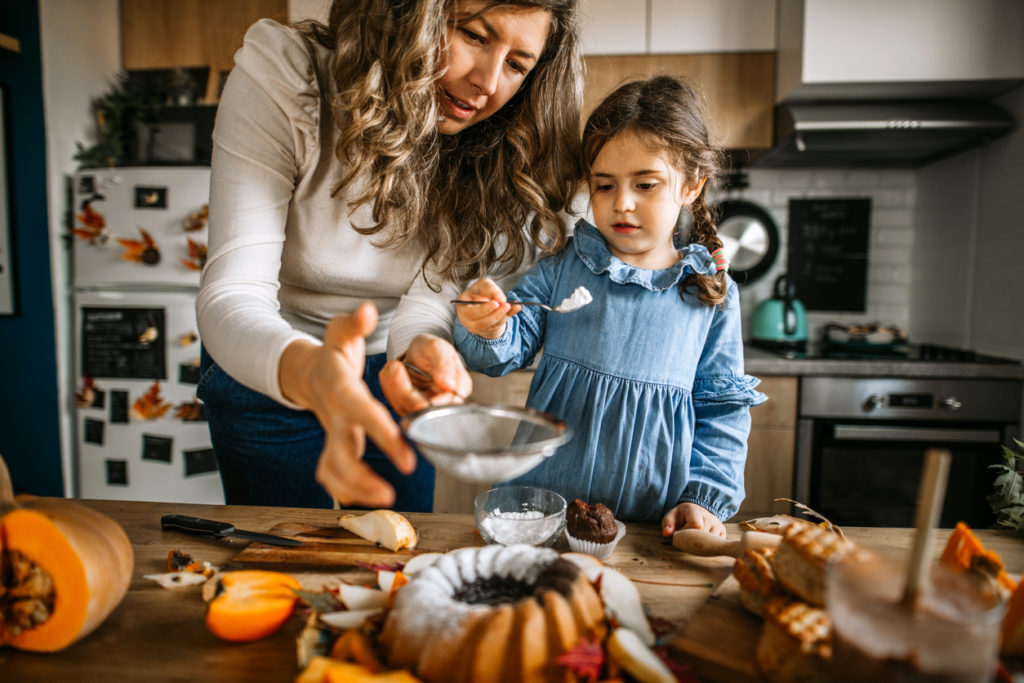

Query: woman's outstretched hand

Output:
[662, 502, 727, 539]
[380, 333, 473, 416]
[279, 302, 416, 508]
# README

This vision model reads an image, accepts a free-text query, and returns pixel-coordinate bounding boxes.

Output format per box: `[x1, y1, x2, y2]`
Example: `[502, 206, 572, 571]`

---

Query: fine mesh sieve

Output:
[401, 404, 572, 483]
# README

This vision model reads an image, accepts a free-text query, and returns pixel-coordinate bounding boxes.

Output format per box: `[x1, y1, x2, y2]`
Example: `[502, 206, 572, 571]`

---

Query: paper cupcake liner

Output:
[565, 520, 626, 560]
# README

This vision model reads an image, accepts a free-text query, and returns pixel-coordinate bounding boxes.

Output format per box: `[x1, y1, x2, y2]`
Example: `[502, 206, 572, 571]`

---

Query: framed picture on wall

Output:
[0, 85, 15, 316]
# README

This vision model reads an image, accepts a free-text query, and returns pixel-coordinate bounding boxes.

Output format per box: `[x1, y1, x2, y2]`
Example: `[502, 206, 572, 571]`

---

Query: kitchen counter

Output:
[4, 500, 1023, 681]
[745, 345, 1024, 379]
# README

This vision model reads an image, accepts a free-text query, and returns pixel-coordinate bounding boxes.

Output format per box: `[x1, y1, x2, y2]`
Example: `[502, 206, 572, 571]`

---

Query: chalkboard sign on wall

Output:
[81, 307, 166, 379]
[786, 198, 871, 312]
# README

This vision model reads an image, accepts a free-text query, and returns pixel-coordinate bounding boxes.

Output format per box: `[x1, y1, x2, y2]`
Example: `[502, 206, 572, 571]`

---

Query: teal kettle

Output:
[750, 274, 808, 350]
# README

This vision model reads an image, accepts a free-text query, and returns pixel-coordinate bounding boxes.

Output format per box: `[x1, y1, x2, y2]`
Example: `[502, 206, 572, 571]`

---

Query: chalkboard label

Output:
[84, 418, 105, 445]
[142, 434, 173, 463]
[786, 198, 871, 312]
[110, 390, 130, 424]
[81, 307, 166, 380]
[106, 459, 128, 486]
[184, 447, 218, 476]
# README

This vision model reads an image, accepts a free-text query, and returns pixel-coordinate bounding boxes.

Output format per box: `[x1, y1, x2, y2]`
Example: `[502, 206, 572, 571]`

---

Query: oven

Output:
[795, 377, 1022, 528]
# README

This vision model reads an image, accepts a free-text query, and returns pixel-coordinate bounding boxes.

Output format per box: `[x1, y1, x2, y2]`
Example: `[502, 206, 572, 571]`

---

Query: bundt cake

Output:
[380, 545, 607, 683]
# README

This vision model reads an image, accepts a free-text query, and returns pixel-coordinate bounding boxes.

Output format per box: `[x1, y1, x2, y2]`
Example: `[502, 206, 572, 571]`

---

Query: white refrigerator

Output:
[70, 167, 223, 504]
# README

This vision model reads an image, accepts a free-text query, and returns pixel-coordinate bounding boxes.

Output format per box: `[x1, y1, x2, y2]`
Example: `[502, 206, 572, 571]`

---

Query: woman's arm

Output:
[197, 20, 322, 407]
[197, 21, 413, 506]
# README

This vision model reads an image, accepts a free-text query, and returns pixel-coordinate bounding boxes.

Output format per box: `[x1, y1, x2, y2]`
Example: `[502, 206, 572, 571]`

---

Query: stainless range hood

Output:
[754, 100, 1015, 168]
[757, 99, 1011, 167]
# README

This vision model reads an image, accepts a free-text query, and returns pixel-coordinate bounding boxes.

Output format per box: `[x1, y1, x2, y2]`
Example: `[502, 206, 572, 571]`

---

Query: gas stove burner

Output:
[763, 341, 1020, 364]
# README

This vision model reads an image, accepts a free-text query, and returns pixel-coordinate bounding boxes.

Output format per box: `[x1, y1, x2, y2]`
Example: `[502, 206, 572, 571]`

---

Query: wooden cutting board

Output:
[230, 521, 483, 570]
[669, 574, 765, 683]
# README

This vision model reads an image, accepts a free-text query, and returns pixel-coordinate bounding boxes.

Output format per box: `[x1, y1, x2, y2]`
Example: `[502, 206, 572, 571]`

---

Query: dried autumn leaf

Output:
[117, 227, 161, 265]
[132, 381, 171, 420]
[72, 205, 109, 245]
[183, 204, 208, 232]
[554, 637, 606, 682]
[75, 376, 99, 408]
[181, 237, 207, 271]
[174, 401, 205, 422]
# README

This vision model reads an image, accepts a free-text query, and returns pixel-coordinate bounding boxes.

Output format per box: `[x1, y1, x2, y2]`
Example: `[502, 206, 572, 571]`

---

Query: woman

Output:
[196, 0, 583, 510]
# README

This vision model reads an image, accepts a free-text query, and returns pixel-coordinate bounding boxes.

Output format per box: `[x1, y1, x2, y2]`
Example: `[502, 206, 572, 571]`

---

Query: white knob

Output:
[865, 394, 885, 411]
[942, 396, 962, 411]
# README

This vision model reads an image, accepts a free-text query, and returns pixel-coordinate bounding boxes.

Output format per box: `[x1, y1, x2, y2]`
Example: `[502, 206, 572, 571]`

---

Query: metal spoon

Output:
[450, 286, 593, 314]
[451, 298, 563, 312]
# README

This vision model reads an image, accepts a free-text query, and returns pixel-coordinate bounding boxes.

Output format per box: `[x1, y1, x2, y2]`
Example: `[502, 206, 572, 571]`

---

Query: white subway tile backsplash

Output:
[844, 171, 882, 188]
[735, 167, 918, 340]
[872, 228, 914, 247]
[780, 171, 814, 188]
[871, 209, 915, 229]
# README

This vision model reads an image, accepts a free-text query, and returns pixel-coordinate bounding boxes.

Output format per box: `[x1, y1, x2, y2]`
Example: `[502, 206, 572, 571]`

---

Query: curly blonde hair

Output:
[582, 75, 727, 306]
[298, 0, 584, 284]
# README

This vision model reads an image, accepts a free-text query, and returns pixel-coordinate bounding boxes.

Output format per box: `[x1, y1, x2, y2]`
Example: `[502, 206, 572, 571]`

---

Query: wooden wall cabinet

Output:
[583, 52, 775, 150]
[580, 0, 777, 56]
[736, 375, 798, 518]
[121, 0, 288, 100]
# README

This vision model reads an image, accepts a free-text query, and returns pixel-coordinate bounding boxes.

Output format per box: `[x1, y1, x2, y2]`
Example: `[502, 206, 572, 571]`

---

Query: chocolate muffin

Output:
[566, 499, 618, 543]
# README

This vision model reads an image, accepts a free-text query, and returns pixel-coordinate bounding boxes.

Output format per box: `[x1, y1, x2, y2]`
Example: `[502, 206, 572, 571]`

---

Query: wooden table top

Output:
[4, 500, 1022, 681]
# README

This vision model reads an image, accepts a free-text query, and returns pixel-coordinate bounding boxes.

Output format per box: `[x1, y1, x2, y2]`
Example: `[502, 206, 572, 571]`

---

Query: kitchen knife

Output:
[160, 514, 304, 547]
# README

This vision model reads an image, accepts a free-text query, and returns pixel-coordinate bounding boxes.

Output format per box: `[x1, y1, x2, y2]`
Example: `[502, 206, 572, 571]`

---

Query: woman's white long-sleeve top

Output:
[197, 19, 459, 407]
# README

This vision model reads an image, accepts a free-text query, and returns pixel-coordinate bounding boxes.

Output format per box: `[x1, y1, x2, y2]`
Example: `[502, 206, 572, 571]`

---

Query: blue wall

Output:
[0, 1, 63, 496]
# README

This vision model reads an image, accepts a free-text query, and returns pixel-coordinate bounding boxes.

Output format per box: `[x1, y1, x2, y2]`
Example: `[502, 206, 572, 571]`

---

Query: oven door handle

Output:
[832, 424, 1003, 443]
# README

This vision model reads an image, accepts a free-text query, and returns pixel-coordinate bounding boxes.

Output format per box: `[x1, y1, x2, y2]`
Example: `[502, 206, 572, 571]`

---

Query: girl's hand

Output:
[455, 277, 522, 339]
[662, 502, 726, 539]
[380, 334, 473, 416]
[279, 302, 416, 508]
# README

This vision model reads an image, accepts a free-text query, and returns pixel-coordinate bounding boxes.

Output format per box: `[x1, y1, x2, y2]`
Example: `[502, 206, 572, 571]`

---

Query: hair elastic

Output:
[710, 248, 729, 273]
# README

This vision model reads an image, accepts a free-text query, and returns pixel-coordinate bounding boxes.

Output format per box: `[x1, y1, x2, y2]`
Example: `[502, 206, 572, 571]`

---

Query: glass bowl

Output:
[401, 404, 572, 483]
[473, 486, 567, 547]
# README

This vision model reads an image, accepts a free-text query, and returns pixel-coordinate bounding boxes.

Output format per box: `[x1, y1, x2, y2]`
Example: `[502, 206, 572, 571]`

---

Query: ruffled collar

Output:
[572, 219, 717, 292]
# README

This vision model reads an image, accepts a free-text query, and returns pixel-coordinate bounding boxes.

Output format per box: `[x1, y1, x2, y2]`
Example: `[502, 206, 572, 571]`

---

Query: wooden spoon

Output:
[672, 528, 781, 558]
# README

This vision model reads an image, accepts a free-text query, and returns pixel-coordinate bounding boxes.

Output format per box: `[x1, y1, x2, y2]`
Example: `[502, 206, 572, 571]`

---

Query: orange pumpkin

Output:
[205, 570, 301, 642]
[0, 455, 134, 651]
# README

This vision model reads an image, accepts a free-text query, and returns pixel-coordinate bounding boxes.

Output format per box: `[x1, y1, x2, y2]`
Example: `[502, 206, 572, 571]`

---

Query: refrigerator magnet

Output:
[117, 227, 161, 265]
[142, 434, 173, 463]
[178, 361, 201, 385]
[180, 238, 206, 271]
[76, 376, 105, 409]
[71, 203, 109, 246]
[105, 459, 128, 486]
[109, 390, 130, 424]
[84, 418, 105, 445]
[174, 400, 205, 422]
[183, 448, 218, 477]
[182, 204, 208, 231]
[132, 381, 171, 420]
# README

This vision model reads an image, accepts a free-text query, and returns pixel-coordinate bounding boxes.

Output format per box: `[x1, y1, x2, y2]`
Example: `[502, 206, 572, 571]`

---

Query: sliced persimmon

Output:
[205, 570, 301, 642]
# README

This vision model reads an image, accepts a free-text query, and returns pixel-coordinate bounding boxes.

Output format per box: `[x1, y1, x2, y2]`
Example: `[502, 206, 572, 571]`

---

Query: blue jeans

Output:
[197, 346, 434, 511]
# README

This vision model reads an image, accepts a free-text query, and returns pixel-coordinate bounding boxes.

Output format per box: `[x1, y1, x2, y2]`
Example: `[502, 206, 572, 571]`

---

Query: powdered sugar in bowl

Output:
[474, 486, 567, 547]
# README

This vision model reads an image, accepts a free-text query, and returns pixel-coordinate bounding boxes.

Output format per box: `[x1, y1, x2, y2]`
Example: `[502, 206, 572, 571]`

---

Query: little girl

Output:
[454, 76, 766, 537]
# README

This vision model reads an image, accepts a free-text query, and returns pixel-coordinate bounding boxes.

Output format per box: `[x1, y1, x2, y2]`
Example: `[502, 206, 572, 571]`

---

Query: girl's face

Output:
[588, 131, 704, 270]
[438, 1, 552, 135]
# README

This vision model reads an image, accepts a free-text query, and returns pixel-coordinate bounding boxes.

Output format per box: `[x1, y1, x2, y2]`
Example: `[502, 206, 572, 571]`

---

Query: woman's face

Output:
[438, 1, 552, 135]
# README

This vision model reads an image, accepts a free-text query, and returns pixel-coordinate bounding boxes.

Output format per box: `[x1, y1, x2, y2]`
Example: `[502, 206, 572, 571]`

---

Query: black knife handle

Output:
[161, 514, 235, 536]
